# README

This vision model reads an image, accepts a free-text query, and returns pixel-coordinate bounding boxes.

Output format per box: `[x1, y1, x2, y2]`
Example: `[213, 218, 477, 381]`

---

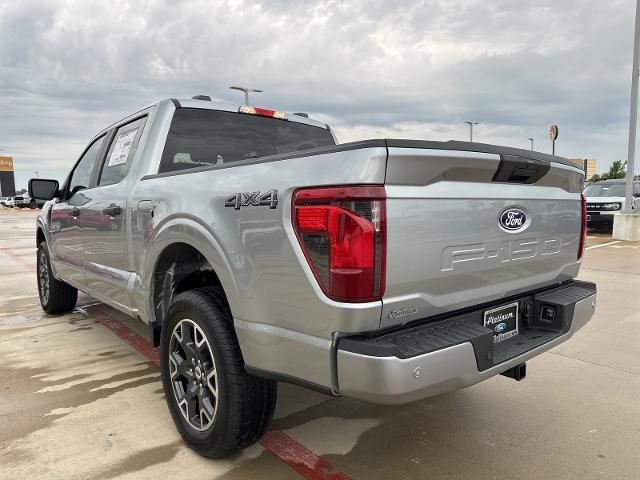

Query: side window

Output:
[68, 135, 106, 197]
[99, 117, 147, 186]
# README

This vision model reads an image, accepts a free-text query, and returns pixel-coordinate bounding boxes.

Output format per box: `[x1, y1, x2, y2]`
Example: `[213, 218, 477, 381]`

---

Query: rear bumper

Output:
[336, 281, 596, 405]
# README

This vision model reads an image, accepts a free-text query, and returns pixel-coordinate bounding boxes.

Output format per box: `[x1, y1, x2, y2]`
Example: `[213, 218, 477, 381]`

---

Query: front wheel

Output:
[160, 289, 277, 458]
[37, 242, 78, 314]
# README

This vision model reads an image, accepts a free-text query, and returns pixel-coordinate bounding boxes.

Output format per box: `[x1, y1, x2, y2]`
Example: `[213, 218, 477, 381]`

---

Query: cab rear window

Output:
[159, 108, 335, 174]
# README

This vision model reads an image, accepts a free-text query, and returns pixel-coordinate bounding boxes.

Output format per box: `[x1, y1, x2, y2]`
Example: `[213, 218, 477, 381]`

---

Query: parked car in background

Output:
[13, 194, 45, 209]
[13, 195, 29, 208]
[583, 179, 640, 229]
[3, 197, 15, 207]
[0, 197, 9, 207]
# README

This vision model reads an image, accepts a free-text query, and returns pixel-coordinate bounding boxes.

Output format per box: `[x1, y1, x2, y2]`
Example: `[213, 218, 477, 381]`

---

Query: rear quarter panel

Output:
[129, 146, 387, 388]
[130, 146, 388, 333]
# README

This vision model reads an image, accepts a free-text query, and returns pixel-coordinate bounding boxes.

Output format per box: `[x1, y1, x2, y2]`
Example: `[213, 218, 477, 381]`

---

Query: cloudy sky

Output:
[0, 0, 637, 189]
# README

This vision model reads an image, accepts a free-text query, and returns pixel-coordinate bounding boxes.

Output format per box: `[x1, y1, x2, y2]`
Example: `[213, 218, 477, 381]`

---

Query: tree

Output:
[605, 160, 626, 179]
[589, 173, 602, 182]
[16, 188, 27, 195]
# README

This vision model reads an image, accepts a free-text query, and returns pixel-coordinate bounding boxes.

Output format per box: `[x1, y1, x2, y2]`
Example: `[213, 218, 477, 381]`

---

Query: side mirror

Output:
[29, 178, 60, 201]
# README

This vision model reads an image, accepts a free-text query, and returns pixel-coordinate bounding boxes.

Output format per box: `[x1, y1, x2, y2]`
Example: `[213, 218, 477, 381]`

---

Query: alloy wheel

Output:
[168, 319, 219, 431]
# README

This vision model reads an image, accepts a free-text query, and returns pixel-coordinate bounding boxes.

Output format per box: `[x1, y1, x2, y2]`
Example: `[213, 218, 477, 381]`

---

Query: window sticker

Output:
[107, 128, 138, 167]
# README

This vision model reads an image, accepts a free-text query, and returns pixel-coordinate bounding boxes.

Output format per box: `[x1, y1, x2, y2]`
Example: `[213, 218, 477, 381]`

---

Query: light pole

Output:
[528, 138, 534, 151]
[613, 0, 640, 240]
[624, 0, 640, 213]
[229, 86, 263, 105]
[464, 121, 478, 142]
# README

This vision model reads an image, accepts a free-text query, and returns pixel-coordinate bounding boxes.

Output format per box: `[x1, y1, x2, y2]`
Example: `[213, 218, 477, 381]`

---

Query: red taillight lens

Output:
[293, 186, 386, 302]
[578, 193, 587, 260]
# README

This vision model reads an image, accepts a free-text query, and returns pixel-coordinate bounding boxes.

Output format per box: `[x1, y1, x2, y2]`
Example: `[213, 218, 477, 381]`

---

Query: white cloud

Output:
[0, 0, 637, 188]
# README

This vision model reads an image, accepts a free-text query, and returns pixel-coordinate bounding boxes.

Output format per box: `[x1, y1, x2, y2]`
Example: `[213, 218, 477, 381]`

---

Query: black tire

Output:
[29, 199, 37, 209]
[37, 241, 78, 314]
[160, 288, 277, 458]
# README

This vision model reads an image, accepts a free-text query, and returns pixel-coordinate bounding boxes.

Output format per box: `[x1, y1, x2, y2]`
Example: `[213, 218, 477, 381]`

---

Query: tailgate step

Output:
[338, 281, 596, 372]
[339, 316, 493, 361]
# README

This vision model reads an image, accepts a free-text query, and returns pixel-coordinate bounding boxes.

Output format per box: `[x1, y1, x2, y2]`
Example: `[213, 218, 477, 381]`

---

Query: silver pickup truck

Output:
[29, 96, 597, 458]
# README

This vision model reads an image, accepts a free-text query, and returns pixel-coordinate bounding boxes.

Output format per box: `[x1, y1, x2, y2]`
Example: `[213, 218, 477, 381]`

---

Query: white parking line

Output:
[585, 240, 622, 250]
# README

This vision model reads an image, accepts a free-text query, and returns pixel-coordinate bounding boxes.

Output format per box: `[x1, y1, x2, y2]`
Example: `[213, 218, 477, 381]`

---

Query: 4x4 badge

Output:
[225, 189, 278, 210]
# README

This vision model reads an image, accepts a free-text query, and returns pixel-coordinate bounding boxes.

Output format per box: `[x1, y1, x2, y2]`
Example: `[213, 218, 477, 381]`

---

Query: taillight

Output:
[292, 185, 386, 302]
[578, 193, 587, 260]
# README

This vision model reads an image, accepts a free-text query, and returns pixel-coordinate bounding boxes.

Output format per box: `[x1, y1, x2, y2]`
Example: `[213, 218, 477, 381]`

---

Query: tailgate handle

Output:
[492, 155, 550, 184]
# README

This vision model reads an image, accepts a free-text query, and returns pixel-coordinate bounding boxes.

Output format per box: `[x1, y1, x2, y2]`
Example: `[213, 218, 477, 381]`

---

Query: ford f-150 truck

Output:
[29, 96, 597, 458]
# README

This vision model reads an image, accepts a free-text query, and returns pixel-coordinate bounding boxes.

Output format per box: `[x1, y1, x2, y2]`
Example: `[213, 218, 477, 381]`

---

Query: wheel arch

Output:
[36, 221, 61, 279]
[36, 227, 46, 248]
[143, 219, 240, 346]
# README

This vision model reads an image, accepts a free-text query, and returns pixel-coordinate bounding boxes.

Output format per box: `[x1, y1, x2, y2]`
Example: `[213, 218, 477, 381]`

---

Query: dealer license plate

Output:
[484, 301, 519, 343]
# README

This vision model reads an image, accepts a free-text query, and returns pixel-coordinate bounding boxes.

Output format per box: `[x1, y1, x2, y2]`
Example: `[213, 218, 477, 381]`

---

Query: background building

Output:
[0, 156, 16, 197]
[569, 158, 597, 180]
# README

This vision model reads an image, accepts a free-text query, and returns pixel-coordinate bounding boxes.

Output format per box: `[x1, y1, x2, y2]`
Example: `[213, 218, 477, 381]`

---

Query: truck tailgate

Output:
[381, 141, 584, 328]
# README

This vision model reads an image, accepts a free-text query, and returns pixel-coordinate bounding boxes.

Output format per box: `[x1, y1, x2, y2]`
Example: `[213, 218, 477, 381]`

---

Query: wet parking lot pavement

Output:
[1, 208, 639, 479]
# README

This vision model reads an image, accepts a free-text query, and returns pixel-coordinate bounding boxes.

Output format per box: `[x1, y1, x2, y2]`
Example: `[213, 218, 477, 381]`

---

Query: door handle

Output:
[70, 208, 81, 217]
[102, 205, 122, 217]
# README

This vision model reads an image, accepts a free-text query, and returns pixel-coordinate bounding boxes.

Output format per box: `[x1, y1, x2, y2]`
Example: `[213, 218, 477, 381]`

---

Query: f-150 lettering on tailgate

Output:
[441, 237, 562, 271]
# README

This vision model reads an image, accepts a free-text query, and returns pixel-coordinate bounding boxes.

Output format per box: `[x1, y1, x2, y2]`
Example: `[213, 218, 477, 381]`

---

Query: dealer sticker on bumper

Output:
[484, 301, 519, 343]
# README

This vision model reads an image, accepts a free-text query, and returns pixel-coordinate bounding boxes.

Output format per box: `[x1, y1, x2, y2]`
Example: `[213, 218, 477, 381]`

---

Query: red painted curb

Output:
[87, 305, 160, 366]
[86, 305, 352, 480]
[0, 245, 36, 273]
[0, 239, 353, 480]
[260, 429, 352, 480]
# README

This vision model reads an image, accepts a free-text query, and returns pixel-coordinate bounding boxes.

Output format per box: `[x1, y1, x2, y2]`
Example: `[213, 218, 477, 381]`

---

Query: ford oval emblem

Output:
[499, 208, 527, 231]
[494, 322, 507, 333]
